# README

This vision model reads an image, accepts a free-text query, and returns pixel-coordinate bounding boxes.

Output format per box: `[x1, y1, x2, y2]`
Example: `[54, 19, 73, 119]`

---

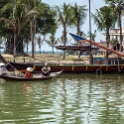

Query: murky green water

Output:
[0, 74, 124, 124]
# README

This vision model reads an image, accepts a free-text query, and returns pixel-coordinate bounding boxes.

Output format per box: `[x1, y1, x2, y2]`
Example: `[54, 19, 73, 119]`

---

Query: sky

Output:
[34, 0, 107, 52]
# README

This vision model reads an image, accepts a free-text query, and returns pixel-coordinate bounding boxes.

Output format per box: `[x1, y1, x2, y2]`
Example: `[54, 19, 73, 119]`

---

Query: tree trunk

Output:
[5, 36, 24, 55]
[119, 10, 122, 52]
[105, 33, 110, 59]
[77, 24, 81, 59]
[30, 21, 35, 58]
[52, 46, 54, 54]
[62, 25, 67, 60]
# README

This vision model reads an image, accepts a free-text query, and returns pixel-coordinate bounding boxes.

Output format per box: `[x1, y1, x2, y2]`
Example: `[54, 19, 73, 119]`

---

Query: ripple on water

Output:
[1, 74, 124, 123]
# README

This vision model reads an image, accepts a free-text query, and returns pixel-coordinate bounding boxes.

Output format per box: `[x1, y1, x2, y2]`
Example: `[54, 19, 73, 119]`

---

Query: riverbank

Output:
[1, 53, 105, 64]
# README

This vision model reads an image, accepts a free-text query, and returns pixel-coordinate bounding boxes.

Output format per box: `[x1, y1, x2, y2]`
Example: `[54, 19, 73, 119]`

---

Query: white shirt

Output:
[42, 66, 51, 72]
[0, 66, 6, 75]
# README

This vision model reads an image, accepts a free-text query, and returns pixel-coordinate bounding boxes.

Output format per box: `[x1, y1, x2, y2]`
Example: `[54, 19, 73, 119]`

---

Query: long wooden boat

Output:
[9, 61, 124, 74]
[0, 70, 63, 81]
[55, 45, 99, 51]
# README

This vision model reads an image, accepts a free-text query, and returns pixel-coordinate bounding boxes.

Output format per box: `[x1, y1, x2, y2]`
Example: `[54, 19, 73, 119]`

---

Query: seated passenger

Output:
[21, 67, 33, 78]
[41, 63, 51, 76]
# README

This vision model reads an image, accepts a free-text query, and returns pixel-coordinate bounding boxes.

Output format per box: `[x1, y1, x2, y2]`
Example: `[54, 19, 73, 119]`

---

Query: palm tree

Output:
[70, 3, 87, 59]
[0, 0, 26, 61]
[105, 0, 124, 52]
[87, 30, 97, 41]
[70, 3, 87, 36]
[45, 32, 58, 54]
[24, 36, 30, 53]
[27, 2, 58, 58]
[25, 0, 40, 58]
[36, 36, 45, 54]
[0, 0, 57, 59]
[110, 36, 119, 50]
[92, 6, 117, 58]
[54, 3, 72, 59]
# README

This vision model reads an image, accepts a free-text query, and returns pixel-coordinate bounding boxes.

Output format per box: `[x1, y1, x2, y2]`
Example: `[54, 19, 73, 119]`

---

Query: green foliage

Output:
[0, 0, 57, 55]
[92, 6, 117, 33]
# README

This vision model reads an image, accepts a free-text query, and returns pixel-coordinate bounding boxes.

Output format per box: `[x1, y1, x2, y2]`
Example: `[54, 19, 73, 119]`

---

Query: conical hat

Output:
[26, 67, 33, 72]
[0, 62, 5, 66]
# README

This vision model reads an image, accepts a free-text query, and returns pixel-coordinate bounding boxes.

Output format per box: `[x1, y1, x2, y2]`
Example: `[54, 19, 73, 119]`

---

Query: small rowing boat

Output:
[0, 70, 63, 81]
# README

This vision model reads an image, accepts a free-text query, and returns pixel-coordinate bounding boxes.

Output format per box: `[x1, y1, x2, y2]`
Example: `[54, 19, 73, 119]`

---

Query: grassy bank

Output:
[2, 53, 104, 64]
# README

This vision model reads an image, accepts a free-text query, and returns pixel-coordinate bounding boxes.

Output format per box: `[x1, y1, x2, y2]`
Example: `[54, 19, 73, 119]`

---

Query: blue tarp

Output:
[93, 58, 105, 61]
[69, 33, 85, 42]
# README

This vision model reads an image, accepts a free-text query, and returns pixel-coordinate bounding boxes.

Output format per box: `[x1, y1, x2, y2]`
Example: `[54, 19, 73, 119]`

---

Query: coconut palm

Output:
[70, 3, 87, 59]
[45, 32, 58, 54]
[87, 30, 97, 41]
[0, 0, 57, 59]
[25, 0, 40, 58]
[0, 0, 26, 61]
[70, 3, 87, 36]
[110, 36, 119, 50]
[26, 2, 57, 58]
[105, 0, 124, 52]
[36, 36, 46, 54]
[92, 6, 117, 58]
[54, 3, 72, 59]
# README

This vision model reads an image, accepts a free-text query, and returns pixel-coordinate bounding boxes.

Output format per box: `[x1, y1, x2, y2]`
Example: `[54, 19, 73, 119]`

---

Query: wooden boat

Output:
[55, 45, 99, 51]
[0, 70, 63, 81]
[9, 60, 124, 74]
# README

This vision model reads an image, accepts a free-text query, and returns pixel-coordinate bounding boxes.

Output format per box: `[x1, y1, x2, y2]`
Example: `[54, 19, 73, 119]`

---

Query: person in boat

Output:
[21, 67, 33, 78]
[0, 61, 15, 75]
[41, 63, 51, 76]
[0, 62, 6, 75]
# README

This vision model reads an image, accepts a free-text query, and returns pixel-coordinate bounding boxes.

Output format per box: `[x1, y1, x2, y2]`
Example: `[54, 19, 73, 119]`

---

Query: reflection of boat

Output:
[0, 70, 63, 81]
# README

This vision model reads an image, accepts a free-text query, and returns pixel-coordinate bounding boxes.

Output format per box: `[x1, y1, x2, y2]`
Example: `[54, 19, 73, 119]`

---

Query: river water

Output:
[0, 74, 124, 124]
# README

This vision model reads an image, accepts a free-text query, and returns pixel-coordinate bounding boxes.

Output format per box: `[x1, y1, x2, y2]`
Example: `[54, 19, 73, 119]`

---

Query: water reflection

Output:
[0, 74, 124, 124]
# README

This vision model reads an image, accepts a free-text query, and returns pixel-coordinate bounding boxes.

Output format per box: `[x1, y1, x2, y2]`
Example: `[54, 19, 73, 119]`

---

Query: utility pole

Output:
[89, 0, 93, 64]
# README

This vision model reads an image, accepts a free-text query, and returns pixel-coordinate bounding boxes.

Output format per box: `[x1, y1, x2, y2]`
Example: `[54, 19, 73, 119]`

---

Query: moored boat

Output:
[0, 70, 63, 81]
[9, 61, 124, 74]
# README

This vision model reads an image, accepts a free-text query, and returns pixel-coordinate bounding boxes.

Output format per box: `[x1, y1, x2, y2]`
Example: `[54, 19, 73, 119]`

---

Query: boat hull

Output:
[0, 70, 63, 81]
[0, 74, 52, 81]
[10, 62, 124, 74]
